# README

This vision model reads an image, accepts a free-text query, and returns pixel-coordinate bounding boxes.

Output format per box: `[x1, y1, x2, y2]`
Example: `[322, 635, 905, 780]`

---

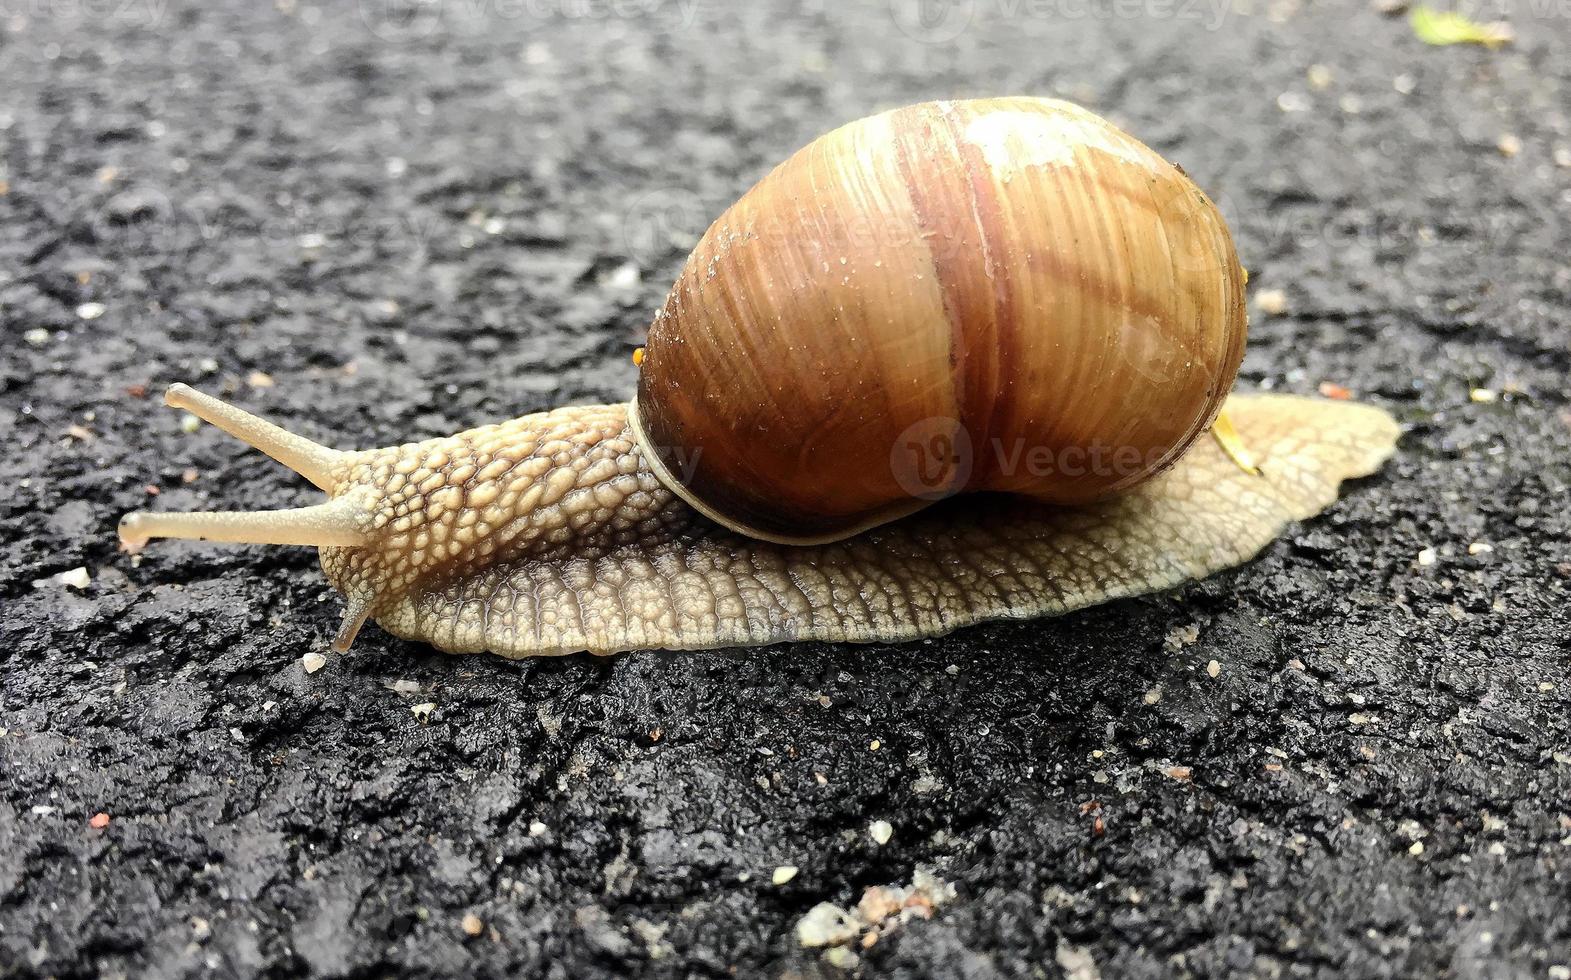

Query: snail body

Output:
[119, 99, 1397, 658]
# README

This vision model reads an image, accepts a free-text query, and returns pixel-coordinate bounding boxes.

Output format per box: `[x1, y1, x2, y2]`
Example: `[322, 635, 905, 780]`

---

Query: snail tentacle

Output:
[119, 386, 369, 553]
[164, 383, 346, 491]
[118, 494, 370, 552]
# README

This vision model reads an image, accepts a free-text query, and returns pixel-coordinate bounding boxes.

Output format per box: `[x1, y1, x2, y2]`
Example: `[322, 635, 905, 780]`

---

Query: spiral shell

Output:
[631, 97, 1247, 543]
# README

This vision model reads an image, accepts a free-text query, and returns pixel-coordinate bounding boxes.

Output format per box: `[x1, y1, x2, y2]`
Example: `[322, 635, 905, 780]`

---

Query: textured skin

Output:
[316, 394, 1398, 657]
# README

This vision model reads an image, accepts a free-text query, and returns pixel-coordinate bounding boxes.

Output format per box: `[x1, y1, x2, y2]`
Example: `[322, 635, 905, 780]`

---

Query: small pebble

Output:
[1276, 91, 1310, 113]
[246, 370, 275, 388]
[1307, 64, 1333, 90]
[603, 262, 640, 290]
[1555, 146, 1571, 169]
[1496, 134, 1521, 158]
[461, 913, 484, 937]
[1409, 840, 1425, 856]
[1255, 288, 1288, 314]
[75, 302, 106, 320]
[1469, 387, 1497, 403]
[1207, 660, 1221, 678]
[1467, 542, 1493, 556]
[528, 820, 548, 836]
[772, 865, 799, 886]
[1143, 686, 1163, 705]
[411, 702, 436, 721]
[301, 652, 327, 673]
[795, 902, 858, 948]
[54, 567, 91, 590]
[89, 812, 110, 829]
[180, 413, 202, 434]
[868, 739, 881, 751]
[1393, 73, 1416, 95]
[24, 327, 50, 346]
[824, 947, 860, 970]
[1416, 547, 1437, 567]
[869, 820, 893, 845]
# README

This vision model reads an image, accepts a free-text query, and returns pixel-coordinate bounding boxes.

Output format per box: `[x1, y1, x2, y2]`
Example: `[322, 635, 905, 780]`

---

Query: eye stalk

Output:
[118, 385, 377, 647]
[118, 385, 366, 554]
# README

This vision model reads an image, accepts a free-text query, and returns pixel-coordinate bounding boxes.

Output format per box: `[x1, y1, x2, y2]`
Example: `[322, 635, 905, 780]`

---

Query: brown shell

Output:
[632, 97, 1247, 544]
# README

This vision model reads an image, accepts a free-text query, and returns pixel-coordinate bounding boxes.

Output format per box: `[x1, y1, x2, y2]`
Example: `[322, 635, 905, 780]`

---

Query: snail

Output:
[119, 98, 1398, 659]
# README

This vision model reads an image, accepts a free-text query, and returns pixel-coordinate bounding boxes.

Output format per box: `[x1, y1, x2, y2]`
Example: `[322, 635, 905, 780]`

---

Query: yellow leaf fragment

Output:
[1210, 409, 1261, 477]
[1409, 5, 1513, 48]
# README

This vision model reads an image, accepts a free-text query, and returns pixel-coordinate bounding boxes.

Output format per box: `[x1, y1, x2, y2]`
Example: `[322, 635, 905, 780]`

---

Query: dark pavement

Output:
[2, 1, 1569, 976]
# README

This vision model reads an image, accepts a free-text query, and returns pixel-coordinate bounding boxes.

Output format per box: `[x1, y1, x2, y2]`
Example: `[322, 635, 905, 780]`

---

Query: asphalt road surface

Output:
[2, 0, 1568, 976]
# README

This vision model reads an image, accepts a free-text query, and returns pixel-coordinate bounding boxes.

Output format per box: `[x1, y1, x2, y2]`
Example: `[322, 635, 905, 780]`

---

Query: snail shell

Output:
[632, 97, 1247, 544]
